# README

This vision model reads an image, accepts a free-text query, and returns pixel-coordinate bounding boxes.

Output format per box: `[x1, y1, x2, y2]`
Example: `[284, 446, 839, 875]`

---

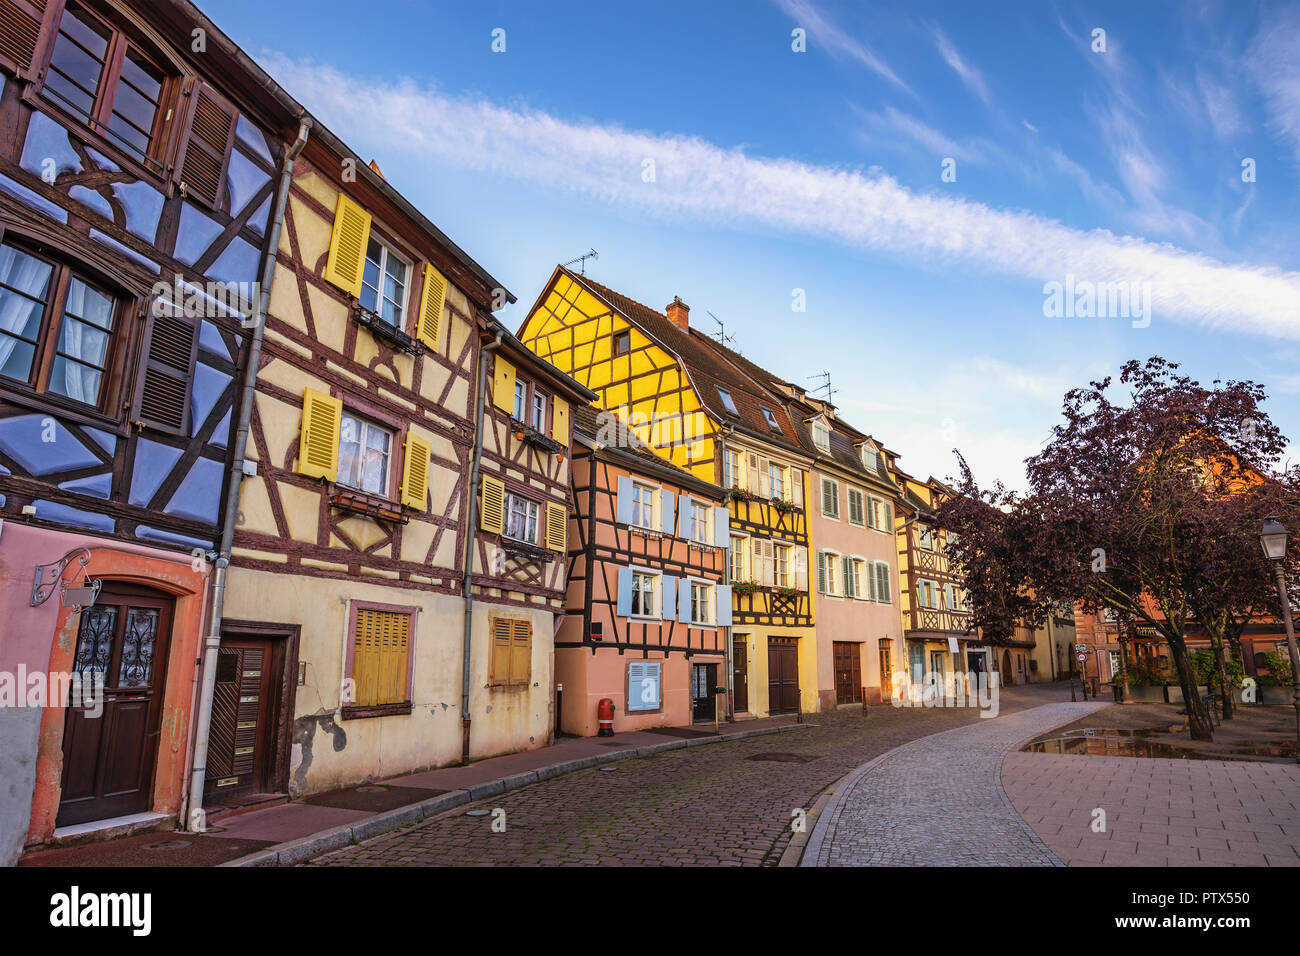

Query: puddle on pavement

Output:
[1023, 728, 1299, 761]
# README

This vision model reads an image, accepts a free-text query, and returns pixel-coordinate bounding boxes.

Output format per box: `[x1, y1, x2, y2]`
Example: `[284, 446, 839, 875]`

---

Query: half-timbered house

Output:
[518, 266, 819, 717]
[218, 110, 594, 798]
[0, 0, 302, 858]
[559, 403, 727, 735]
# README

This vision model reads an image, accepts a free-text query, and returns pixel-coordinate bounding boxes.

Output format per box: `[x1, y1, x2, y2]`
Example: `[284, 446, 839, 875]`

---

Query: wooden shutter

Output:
[415, 262, 446, 350]
[551, 395, 569, 444]
[509, 620, 531, 686]
[134, 301, 199, 434]
[353, 608, 409, 706]
[0, 0, 50, 79]
[790, 468, 803, 508]
[297, 387, 341, 482]
[175, 80, 239, 210]
[322, 192, 372, 298]
[489, 618, 512, 685]
[867, 560, 878, 601]
[745, 453, 759, 493]
[817, 551, 827, 594]
[616, 567, 633, 618]
[479, 475, 505, 535]
[545, 501, 566, 552]
[794, 548, 808, 591]
[400, 431, 431, 509]
[757, 456, 770, 498]
[492, 355, 516, 414]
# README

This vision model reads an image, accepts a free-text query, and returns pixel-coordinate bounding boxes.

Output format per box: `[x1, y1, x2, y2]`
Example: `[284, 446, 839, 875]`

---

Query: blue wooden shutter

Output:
[661, 489, 676, 534]
[714, 506, 729, 548]
[617, 475, 633, 525]
[661, 575, 677, 620]
[679, 578, 693, 623]
[616, 566, 633, 617]
[717, 585, 732, 626]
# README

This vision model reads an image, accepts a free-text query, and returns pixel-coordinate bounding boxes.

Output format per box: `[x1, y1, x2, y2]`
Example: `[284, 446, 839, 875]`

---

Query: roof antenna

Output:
[562, 248, 599, 275]
[707, 310, 739, 353]
[808, 371, 838, 404]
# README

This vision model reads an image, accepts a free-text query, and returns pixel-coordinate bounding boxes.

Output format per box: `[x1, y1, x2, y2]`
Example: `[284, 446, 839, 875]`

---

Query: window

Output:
[505, 492, 540, 544]
[818, 552, 840, 595]
[861, 444, 881, 472]
[847, 488, 865, 526]
[614, 330, 631, 356]
[513, 380, 527, 420]
[360, 236, 409, 325]
[918, 579, 938, 608]
[812, 421, 830, 453]
[821, 477, 840, 518]
[769, 462, 785, 500]
[688, 499, 711, 544]
[631, 481, 656, 530]
[348, 605, 414, 710]
[631, 571, 657, 617]
[489, 617, 532, 687]
[42, 3, 171, 169]
[717, 387, 738, 415]
[0, 241, 122, 409]
[852, 558, 869, 599]
[761, 406, 781, 432]
[773, 543, 790, 587]
[724, 449, 742, 490]
[338, 413, 393, 495]
[919, 525, 935, 551]
[730, 534, 749, 582]
[531, 391, 547, 431]
[690, 581, 714, 624]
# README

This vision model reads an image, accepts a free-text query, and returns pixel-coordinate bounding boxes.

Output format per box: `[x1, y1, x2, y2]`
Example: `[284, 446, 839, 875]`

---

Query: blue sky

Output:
[203, 0, 1300, 488]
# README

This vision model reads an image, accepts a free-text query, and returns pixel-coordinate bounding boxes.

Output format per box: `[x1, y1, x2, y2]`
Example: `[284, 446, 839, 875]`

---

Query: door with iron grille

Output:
[57, 585, 173, 826]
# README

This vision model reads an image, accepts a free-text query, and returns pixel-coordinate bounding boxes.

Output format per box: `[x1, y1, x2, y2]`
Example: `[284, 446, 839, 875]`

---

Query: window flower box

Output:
[511, 420, 565, 455]
[352, 302, 425, 356]
[328, 486, 409, 524]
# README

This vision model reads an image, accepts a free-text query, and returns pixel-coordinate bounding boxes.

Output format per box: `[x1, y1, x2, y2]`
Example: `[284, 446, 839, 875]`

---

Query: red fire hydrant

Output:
[597, 698, 615, 737]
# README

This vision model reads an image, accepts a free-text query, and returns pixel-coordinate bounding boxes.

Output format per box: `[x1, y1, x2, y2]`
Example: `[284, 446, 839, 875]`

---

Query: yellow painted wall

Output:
[732, 627, 819, 716]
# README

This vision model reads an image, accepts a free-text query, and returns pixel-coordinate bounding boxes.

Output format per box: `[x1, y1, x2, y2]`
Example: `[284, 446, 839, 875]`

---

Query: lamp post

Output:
[1260, 517, 1300, 757]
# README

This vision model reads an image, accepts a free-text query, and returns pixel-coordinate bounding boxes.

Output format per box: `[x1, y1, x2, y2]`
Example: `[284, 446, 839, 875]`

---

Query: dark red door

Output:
[57, 587, 173, 826]
[204, 638, 274, 803]
[767, 637, 800, 715]
[834, 642, 862, 705]
[732, 638, 749, 713]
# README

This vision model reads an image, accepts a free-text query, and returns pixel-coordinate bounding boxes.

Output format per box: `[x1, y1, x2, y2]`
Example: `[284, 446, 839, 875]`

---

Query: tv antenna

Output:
[563, 248, 599, 275]
[808, 371, 837, 404]
[707, 311, 739, 352]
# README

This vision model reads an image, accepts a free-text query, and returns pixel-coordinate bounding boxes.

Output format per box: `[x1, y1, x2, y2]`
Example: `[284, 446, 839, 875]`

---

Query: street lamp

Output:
[1260, 516, 1300, 758]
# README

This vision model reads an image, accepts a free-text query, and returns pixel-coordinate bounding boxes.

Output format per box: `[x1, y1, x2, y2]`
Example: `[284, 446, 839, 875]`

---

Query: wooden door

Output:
[58, 587, 173, 827]
[833, 642, 862, 705]
[732, 638, 749, 713]
[767, 637, 800, 715]
[692, 664, 717, 721]
[204, 637, 274, 802]
[878, 639, 893, 699]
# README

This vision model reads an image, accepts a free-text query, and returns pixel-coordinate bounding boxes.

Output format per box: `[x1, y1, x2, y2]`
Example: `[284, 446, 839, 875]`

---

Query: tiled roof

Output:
[571, 402, 722, 497]
[564, 271, 807, 457]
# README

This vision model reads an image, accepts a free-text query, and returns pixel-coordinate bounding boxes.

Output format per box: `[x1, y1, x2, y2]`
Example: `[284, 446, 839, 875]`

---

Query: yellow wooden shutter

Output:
[480, 475, 505, 535]
[492, 356, 516, 414]
[353, 608, 410, 706]
[551, 396, 569, 444]
[545, 501, 566, 552]
[490, 618, 512, 685]
[510, 620, 532, 686]
[298, 387, 342, 482]
[323, 193, 372, 297]
[415, 262, 446, 351]
[400, 431, 432, 509]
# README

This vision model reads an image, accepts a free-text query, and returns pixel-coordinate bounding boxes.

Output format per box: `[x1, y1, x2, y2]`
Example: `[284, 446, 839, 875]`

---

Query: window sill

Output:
[500, 537, 555, 562]
[341, 702, 412, 719]
[352, 303, 425, 356]
[328, 486, 409, 524]
[508, 420, 565, 454]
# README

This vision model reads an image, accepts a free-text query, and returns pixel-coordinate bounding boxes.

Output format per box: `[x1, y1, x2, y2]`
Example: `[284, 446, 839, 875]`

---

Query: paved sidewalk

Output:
[1003, 751, 1300, 866]
[802, 702, 1106, 866]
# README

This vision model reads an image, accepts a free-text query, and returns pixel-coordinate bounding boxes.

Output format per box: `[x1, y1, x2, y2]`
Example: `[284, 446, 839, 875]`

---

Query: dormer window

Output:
[717, 387, 738, 416]
[761, 406, 781, 432]
[812, 421, 830, 453]
[861, 444, 881, 472]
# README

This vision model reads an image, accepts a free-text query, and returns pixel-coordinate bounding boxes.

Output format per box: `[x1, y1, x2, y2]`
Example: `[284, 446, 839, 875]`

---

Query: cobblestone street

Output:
[307, 684, 1065, 867]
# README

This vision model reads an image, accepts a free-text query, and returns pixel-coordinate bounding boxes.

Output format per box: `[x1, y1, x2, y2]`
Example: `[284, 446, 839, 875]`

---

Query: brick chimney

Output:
[665, 296, 690, 330]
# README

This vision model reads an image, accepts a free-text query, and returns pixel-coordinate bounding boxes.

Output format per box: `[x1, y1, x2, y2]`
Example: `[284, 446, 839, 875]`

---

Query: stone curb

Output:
[222, 721, 809, 867]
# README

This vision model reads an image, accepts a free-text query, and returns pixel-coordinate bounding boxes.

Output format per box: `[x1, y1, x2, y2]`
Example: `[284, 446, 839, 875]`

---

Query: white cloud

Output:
[1250, 5, 1300, 163]
[773, 0, 913, 94]
[262, 56, 1300, 343]
[932, 27, 993, 107]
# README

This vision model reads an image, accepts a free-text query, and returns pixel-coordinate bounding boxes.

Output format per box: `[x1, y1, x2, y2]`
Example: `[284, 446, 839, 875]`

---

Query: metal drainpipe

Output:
[721, 424, 735, 720]
[185, 117, 311, 832]
[461, 330, 503, 764]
